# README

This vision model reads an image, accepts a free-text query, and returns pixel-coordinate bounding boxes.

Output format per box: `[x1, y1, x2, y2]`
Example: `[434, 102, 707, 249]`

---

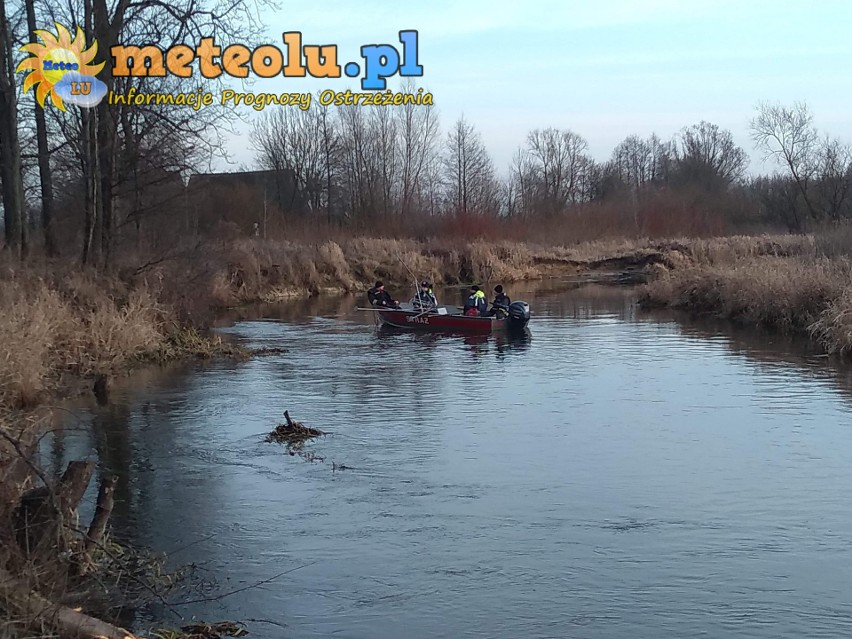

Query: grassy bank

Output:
[0, 237, 605, 414]
[8, 232, 852, 416]
[638, 232, 852, 355]
[0, 267, 245, 412]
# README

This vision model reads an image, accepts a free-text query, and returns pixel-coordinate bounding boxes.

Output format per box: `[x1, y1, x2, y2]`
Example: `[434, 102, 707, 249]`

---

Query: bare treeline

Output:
[251, 96, 852, 234]
[751, 101, 852, 231]
[2, 0, 852, 267]
[0, 0, 268, 266]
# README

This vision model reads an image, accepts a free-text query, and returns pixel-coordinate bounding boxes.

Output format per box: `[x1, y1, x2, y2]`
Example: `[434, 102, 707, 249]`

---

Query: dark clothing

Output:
[368, 287, 397, 308]
[488, 292, 511, 317]
[464, 291, 488, 316]
[413, 289, 438, 310]
[493, 292, 510, 308]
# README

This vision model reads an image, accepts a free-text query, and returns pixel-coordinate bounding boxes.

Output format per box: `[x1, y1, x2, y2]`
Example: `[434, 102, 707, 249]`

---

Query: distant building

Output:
[187, 169, 304, 236]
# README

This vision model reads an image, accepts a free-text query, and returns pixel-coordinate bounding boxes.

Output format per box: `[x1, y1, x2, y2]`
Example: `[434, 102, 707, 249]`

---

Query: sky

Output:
[216, 0, 852, 175]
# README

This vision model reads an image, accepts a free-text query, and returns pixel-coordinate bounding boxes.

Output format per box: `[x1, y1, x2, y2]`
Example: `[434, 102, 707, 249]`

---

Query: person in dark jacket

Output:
[488, 284, 511, 317]
[367, 281, 399, 308]
[413, 280, 438, 310]
[463, 285, 488, 316]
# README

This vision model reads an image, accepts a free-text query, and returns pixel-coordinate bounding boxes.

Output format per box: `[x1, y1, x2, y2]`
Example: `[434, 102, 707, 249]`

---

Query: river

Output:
[47, 282, 852, 638]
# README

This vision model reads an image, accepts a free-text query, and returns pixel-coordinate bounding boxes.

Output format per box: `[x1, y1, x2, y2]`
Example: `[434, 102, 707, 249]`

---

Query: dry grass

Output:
[8, 230, 852, 414]
[640, 229, 852, 353]
[194, 237, 585, 304]
[0, 264, 240, 412]
[0, 236, 578, 412]
[642, 256, 850, 332]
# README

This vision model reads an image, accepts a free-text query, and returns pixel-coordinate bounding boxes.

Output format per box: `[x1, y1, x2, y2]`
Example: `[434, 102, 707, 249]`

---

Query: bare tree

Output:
[22, 0, 57, 255]
[675, 121, 748, 190]
[395, 82, 440, 217]
[610, 133, 674, 191]
[510, 128, 592, 216]
[252, 108, 332, 215]
[751, 101, 820, 220]
[55, 0, 266, 266]
[507, 148, 537, 217]
[315, 101, 341, 222]
[0, 0, 27, 256]
[443, 116, 498, 215]
[337, 104, 371, 219]
[813, 136, 852, 221]
[369, 105, 397, 218]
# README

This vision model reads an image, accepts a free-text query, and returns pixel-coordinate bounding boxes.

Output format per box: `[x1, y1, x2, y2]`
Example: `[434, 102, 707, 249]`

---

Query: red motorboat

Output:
[365, 301, 531, 335]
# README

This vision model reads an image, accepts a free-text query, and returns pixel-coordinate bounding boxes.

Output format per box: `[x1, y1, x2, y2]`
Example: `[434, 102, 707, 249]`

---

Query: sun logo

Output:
[16, 23, 106, 111]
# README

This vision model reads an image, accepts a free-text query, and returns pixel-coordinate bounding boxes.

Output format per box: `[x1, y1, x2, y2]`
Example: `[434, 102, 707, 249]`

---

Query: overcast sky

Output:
[217, 0, 852, 175]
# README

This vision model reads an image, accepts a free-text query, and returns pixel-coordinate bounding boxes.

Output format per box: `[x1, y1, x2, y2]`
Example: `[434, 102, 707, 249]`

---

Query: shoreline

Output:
[4, 232, 848, 419]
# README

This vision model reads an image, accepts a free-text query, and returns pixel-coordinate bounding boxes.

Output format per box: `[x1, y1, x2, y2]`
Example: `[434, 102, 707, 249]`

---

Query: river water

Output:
[48, 283, 852, 638]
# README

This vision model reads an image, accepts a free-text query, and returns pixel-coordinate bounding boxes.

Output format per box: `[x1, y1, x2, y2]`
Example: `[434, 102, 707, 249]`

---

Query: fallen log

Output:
[0, 569, 137, 639]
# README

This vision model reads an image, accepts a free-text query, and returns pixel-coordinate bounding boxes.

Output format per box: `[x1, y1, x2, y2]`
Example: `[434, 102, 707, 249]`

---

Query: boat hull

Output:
[377, 308, 507, 334]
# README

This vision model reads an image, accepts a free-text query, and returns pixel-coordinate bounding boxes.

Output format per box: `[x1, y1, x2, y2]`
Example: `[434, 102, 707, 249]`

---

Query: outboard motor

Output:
[507, 301, 530, 330]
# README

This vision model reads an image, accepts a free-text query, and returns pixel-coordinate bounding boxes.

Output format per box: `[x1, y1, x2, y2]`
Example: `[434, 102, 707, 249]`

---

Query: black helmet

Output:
[374, 280, 384, 288]
[420, 280, 430, 288]
[494, 285, 503, 293]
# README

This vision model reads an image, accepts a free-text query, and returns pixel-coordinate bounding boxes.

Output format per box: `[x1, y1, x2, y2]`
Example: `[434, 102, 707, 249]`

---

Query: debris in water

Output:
[250, 346, 288, 356]
[265, 411, 325, 451]
[152, 621, 248, 639]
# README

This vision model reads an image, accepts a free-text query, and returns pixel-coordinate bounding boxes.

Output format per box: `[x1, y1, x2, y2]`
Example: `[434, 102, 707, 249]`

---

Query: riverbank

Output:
[638, 232, 852, 355]
[3, 233, 843, 415]
[0, 266, 246, 412]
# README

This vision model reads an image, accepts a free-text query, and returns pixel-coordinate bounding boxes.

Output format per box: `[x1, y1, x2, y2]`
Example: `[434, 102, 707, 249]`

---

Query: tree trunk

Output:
[97, 103, 115, 268]
[93, 0, 130, 270]
[83, 474, 116, 554]
[25, 0, 58, 256]
[15, 460, 95, 559]
[0, 0, 26, 257]
[0, 569, 137, 639]
[81, 2, 100, 266]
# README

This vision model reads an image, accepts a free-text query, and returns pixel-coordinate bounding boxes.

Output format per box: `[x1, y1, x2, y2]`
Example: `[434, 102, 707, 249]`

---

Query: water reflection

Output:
[375, 326, 531, 361]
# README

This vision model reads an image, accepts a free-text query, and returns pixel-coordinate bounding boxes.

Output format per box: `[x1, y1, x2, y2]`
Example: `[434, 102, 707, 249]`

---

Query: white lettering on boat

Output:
[406, 315, 430, 324]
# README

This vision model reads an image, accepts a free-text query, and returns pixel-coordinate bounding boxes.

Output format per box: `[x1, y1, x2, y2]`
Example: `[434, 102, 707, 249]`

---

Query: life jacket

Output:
[466, 290, 487, 316]
[475, 290, 487, 311]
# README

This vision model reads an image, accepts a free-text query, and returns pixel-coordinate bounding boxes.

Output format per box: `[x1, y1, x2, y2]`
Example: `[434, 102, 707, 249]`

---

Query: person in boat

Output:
[463, 285, 488, 316]
[412, 280, 438, 311]
[367, 281, 400, 309]
[487, 284, 511, 318]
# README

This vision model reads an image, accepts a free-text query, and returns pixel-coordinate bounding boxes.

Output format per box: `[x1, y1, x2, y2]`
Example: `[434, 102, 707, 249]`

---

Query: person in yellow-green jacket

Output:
[463, 285, 487, 316]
